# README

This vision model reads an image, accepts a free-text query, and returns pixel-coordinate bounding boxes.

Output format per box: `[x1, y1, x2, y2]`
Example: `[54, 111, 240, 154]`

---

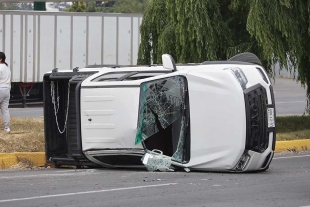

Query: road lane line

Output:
[276, 101, 306, 104]
[0, 172, 101, 179]
[9, 109, 43, 111]
[273, 155, 310, 160]
[0, 183, 178, 203]
[276, 114, 305, 116]
[53, 170, 86, 173]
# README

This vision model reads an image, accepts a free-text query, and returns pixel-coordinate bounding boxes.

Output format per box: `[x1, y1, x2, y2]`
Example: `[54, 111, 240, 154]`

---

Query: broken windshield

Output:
[135, 76, 189, 163]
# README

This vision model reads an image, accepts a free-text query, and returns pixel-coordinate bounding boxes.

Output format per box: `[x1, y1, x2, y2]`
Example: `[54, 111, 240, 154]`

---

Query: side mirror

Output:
[162, 54, 177, 72]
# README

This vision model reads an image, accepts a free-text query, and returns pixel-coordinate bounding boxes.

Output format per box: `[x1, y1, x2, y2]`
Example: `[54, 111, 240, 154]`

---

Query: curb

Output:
[274, 139, 310, 153]
[0, 152, 46, 169]
[1, 140, 310, 169]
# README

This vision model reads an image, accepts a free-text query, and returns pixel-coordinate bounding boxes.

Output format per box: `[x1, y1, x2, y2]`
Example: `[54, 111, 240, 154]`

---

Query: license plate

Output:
[267, 108, 275, 128]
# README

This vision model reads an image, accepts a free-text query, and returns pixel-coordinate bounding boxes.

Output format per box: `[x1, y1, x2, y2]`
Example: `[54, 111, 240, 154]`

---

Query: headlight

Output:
[225, 67, 248, 89]
[234, 151, 251, 171]
[256, 67, 270, 84]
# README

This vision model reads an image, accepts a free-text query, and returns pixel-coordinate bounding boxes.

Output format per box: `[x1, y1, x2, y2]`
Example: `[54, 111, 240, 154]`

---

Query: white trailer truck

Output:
[0, 11, 143, 106]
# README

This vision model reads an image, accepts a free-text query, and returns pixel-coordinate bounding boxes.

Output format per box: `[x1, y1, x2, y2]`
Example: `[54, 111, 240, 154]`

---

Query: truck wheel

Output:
[228, 52, 262, 66]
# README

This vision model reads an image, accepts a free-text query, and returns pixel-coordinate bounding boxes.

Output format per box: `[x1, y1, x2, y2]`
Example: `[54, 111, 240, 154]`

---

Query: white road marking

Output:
[273, 154, 310, 160]
[53, 169, 86, 173]
[9, 109, 43, 111]
[0, 171, 101, 179]
[276, 101, 306, 104]
[0, 183, 178, 203]
[277, 114, 305, 116]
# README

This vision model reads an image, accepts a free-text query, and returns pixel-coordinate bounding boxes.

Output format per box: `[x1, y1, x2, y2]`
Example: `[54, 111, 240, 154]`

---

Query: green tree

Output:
[0, 3, 20, 10]
[66, 1, 104, 12]
[138, 0, 257, 65]
[232, 0, 310, 110]
[110, 0, 149, 13]
[139, 0, 310, 111]
[67, 0, 149, 13]
[66, 2, 87, 12]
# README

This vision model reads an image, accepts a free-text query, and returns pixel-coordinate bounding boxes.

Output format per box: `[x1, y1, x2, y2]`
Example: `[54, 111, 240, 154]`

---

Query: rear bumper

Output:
[44, 71, 98, 167]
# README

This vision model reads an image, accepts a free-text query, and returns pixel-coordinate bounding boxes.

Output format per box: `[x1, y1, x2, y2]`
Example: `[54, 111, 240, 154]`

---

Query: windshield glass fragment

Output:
[135, 76, 189, 163]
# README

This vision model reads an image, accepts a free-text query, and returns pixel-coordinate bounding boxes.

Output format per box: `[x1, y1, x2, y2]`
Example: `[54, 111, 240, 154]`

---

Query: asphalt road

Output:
[4, 78, 308, 118]
[0, 153, 309, 207]
[272, 78, 307, 116]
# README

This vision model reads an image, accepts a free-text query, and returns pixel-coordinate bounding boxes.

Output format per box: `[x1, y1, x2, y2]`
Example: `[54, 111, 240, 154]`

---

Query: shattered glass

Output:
[172, 116, 186, 162]
[135, 76, 186, 145]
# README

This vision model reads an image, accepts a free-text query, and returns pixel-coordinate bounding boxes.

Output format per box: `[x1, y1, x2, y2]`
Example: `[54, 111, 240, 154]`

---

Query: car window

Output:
[92, 72, 129, 82]
[123, 73, 167, 81]
[135, 76, 190, 165]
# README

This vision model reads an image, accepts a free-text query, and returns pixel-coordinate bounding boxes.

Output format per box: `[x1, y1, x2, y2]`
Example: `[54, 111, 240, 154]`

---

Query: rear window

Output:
[92, 72, 168, 82]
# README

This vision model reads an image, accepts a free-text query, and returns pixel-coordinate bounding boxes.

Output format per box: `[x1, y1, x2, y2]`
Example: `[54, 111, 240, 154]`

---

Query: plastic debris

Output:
[142, 150, 174, 172]
[184, 167, 191, 172]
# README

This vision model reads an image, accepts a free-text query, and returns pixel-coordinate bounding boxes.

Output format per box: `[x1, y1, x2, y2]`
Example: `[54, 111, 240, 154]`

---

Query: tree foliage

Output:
[138, 0, 310, 111]
[138, 0, 264, 66]
[0, 3, 27, 10]
[233, 0, 310, 110]
[110, 0, 149, 13]
[66, 0, 149, 13]
[66, 2, 92, 12]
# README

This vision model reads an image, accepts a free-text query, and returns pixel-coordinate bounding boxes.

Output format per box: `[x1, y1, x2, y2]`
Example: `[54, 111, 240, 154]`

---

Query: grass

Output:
[15, 156, 35, 168]
[0, 117, 44, 153]
[0, 115, 308, 153]
[276, 115, 310, 141]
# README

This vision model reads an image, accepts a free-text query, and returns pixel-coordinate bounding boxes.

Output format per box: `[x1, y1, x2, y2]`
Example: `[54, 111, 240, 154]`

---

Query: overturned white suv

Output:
[44, 53, 276, 172]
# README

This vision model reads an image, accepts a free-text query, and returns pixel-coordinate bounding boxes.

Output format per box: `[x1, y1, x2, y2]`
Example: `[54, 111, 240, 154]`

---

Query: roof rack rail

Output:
[84, 64, 160, 69]
[84, 64, 121, 68]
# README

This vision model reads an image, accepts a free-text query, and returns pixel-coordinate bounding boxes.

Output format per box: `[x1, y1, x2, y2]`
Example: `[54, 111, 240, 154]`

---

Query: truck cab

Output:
[44, 53, 276, 172]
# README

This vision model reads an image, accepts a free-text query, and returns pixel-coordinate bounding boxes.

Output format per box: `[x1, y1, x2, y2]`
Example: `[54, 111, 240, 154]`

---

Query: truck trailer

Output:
[0, 11, 143, 106]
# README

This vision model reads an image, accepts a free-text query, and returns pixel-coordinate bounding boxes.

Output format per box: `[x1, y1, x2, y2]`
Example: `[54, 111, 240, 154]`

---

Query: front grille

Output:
[244, 84, 269, 153]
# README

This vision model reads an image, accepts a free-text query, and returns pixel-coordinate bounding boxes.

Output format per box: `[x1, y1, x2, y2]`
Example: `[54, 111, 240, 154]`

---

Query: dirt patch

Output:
[0, 117, 44, 153]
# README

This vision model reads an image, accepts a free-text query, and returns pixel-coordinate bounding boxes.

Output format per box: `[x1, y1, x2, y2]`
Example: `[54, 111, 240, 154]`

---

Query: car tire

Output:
[228, 52, 262, 66]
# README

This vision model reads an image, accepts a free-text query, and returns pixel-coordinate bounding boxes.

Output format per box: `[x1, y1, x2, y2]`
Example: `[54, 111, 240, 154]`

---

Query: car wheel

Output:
[228, 52, 262, 66]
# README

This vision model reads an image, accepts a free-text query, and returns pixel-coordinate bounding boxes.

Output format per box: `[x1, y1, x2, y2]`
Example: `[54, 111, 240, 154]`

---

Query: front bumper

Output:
[235, 82, 276, 171]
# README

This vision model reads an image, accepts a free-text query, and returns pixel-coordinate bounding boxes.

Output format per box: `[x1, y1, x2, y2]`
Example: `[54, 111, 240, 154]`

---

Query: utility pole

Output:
[34, 2, 46, 11]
